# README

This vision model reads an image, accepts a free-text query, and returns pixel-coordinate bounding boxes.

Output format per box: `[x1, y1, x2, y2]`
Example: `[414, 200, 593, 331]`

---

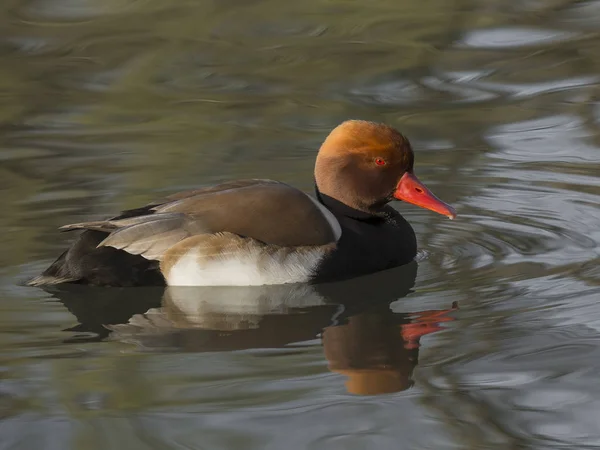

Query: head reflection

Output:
[323, 301, 457, 395]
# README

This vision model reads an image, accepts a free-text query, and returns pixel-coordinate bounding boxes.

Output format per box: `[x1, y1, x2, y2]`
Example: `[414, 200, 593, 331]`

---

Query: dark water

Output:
[1, 0, 600, 448]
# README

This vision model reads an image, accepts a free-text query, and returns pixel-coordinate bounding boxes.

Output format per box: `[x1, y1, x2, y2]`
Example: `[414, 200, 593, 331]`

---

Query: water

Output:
[1, 0, 600, 448]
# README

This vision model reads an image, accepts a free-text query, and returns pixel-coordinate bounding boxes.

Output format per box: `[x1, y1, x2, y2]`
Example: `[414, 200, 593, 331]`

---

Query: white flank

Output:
[166, 246, 328, 286]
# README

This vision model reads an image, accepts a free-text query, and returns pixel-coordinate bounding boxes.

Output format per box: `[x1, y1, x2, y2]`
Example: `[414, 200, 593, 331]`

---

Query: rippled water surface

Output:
[1, 0, 600, 448]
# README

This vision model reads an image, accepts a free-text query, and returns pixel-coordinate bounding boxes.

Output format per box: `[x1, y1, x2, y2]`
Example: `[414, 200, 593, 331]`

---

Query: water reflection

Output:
[45, 262, 456, 395]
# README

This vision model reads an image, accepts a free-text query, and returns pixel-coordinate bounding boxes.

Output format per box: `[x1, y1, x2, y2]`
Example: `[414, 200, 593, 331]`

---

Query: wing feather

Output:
[97, 214, 208, 261]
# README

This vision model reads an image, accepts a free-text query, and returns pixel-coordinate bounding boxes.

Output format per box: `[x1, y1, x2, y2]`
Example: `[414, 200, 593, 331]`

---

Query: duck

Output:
[28, 120, 456, 288]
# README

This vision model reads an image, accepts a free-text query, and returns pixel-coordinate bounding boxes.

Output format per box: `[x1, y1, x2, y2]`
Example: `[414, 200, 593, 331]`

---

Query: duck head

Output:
[315, 120, 456, 219]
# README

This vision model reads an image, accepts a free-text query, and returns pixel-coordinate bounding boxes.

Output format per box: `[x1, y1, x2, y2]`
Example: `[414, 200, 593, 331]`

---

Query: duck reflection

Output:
[47, 261, 456, 395]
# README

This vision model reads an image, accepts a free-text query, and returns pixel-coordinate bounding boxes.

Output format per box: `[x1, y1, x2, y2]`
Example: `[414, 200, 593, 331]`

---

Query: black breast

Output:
[311, 193, 417, 283]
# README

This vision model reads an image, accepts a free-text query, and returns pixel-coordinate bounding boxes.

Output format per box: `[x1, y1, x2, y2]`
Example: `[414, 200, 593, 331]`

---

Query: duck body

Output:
[29, 120, 454, 288]
[31, 180, 416, 287]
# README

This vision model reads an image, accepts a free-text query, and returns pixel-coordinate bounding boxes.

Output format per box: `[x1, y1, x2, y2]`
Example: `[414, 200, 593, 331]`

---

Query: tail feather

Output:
[30, 206, 167, 287]
[26, 249, 80, 286]
[26, 274, 78, 286]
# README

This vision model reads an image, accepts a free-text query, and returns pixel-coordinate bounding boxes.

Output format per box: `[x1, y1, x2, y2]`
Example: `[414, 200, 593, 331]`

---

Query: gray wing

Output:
[59, 179, 340, 261]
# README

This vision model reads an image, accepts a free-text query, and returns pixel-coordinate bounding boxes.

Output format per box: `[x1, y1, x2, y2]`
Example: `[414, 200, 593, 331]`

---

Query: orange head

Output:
[315, 120, 456, 218]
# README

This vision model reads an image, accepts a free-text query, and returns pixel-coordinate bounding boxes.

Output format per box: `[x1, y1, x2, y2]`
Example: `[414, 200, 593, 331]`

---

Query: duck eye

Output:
[375, 157, 386, 166]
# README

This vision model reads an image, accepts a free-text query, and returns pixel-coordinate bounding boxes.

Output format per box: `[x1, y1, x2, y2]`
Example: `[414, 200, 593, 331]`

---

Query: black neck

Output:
[315, 186, 388, 222]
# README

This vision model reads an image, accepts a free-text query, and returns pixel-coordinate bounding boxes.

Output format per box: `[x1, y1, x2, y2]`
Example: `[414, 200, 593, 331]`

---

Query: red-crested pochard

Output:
[28, 120, 456, 287]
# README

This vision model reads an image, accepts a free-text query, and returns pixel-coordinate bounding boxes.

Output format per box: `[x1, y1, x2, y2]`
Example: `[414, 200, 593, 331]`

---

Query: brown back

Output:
[154, 180, 337, 247]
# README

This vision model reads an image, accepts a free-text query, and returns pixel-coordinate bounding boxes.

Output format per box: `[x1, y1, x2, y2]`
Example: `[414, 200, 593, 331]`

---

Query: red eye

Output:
[375, 157, 386, 166]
